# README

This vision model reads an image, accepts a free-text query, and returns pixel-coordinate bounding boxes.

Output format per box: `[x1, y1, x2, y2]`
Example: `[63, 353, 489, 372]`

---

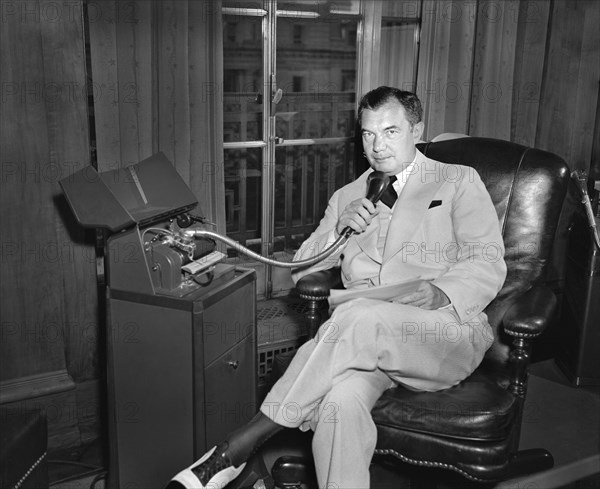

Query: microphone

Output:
[365, 171, 390, 204]
[341, 171, 390, 238]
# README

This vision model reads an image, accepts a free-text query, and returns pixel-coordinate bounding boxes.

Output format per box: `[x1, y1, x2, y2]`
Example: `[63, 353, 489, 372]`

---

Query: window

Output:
[293, 24, 303, 44]
[220, 0, 421, 297]
[222, 0, 361, 297]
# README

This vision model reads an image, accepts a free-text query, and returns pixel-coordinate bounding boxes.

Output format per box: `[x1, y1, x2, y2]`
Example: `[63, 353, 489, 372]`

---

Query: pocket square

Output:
[428, 200, 442, 209]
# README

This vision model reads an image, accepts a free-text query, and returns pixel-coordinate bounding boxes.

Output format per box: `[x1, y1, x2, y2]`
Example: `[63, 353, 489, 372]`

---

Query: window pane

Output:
[275, 16, 357, 140]
[382, 0, 422, 18]
[275, 91, 355, 140]
[278, 1, 360, 16]
[224, 147, 263, 250]
[223, 0, 267, 10]
[223, 14, 264, 143]
[274, 141, 355, 252]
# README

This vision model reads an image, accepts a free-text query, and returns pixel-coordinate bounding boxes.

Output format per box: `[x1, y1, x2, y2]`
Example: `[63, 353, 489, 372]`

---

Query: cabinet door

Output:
[204, 334, 257, 448]
[202, 280, 256, 366]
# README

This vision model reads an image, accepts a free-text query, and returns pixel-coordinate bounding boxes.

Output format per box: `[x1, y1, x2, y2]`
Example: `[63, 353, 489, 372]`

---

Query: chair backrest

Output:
[417, 137, 570, 361]
[431, 132, 470, 142]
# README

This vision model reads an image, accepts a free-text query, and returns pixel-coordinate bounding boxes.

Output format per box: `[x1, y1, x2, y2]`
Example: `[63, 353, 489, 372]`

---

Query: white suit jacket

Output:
[292, 149, 507, 324]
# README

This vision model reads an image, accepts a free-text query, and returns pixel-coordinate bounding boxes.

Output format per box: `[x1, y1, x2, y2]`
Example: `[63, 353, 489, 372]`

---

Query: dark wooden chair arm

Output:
[295, 267, 343, 300]
[502, 286, 557, 338]
[295, 268, 342, 337]
[502, 286, 558, 398]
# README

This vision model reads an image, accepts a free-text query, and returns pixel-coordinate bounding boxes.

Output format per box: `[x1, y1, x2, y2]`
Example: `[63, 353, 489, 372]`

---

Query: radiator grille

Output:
[256, 298, 309, 397]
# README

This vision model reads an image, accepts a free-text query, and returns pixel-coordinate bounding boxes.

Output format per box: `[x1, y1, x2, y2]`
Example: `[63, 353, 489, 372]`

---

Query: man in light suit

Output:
[167, 87, 506, 489]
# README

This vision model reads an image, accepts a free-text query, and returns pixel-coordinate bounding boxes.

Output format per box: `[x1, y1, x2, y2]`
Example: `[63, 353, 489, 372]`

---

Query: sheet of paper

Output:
[328, 278, 423, 308]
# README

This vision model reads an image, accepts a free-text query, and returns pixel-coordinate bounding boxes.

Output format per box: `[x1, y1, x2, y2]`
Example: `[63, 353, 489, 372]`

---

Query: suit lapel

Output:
[382, 153, 446, 263]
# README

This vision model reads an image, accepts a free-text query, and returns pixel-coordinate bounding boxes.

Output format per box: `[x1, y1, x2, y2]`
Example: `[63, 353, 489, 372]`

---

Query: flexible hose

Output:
[183, 171, 390, 268]
[186, 229, 349, 268]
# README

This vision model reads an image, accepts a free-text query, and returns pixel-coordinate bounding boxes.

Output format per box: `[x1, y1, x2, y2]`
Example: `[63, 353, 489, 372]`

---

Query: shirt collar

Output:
[394, 153, 418, 184]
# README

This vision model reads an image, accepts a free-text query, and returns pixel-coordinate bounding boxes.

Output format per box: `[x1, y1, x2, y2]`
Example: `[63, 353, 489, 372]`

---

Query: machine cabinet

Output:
[107, 267, 257, 489]
[59, 154, 258, 488]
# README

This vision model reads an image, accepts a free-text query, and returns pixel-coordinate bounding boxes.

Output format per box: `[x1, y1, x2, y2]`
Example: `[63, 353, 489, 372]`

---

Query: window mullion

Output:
[260, 0, 277, 294]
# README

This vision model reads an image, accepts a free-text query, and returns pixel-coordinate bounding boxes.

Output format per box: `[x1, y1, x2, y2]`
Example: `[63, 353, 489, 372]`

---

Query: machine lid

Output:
[60, 152, 198, 233]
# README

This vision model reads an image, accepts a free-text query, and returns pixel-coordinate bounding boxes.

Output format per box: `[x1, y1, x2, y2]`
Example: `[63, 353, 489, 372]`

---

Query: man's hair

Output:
[357, 86, 423, 127]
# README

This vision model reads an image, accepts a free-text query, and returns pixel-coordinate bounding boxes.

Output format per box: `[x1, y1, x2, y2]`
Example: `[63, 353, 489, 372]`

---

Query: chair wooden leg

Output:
[508, 337, 532, 398]
[303, 297, 324, 339]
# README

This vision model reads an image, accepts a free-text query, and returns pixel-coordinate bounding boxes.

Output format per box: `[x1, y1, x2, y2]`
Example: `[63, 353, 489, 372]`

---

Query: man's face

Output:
[361, 100, 423, 176]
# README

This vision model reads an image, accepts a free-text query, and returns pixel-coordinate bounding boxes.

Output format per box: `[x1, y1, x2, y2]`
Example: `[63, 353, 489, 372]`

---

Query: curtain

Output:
[417, 0, 477, 141]
[378, 23, 417, 91]
[88, 0, 226, 232]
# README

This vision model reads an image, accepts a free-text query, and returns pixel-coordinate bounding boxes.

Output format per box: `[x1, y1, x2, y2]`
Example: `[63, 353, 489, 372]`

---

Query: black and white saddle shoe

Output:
[165, 442, 246, 489]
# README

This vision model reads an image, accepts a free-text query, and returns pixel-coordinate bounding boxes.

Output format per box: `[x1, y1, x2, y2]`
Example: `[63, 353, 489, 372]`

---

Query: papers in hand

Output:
[328, 278, 423, 308]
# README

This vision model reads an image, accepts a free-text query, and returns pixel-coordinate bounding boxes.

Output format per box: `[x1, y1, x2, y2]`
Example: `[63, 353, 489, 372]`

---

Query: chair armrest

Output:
[502, 286, 557, 397]
[502, 286, 557, 339]
[295, 267, 343, 300]
[296, 268, 343, 338]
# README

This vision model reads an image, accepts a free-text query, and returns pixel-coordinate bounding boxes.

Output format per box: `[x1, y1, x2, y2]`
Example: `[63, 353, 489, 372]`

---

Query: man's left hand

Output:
[396, 281, 450, 310]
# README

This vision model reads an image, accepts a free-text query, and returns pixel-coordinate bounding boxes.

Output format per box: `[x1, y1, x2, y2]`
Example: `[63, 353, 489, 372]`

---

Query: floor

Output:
[501, 360, 600, 489]
[47, 297, 600, 489]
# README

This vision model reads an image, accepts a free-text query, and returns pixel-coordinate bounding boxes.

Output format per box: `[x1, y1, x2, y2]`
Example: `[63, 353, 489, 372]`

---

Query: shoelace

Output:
[191, 443, 233, 485]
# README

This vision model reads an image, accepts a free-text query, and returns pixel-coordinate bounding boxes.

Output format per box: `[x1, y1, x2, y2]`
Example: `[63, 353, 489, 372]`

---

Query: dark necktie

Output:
[380, 175, 398, 208]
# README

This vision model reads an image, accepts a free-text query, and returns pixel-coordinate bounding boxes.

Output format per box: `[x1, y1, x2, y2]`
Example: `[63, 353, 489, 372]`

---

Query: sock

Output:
[224, 411, 283, 466]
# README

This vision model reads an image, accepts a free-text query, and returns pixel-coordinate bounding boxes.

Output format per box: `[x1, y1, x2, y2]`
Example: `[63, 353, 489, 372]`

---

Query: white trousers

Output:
[261, 298, 493, 489]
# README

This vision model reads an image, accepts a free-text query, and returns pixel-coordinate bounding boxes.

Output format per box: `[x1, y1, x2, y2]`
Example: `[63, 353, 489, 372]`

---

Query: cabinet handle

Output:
[227, 360, 239, 370]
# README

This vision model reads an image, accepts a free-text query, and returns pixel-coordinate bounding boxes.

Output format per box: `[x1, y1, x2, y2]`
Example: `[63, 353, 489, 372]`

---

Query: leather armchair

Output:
[292, 137, 570, 483]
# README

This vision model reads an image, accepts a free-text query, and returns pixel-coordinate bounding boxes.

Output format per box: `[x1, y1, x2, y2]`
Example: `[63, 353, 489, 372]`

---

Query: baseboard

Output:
[0, 374, 104, 451]
[0, 369, 75, 404]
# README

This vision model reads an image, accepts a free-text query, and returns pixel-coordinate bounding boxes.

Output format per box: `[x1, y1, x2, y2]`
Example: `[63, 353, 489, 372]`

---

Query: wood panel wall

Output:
[0, 0, 99, 448]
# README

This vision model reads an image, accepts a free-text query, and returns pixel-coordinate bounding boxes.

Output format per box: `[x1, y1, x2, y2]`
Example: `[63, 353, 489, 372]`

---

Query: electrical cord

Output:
[89, 471, 107, 489]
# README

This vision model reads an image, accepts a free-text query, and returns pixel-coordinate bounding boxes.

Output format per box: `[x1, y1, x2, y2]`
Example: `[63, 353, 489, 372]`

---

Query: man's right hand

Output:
[335, 198, 379, 236]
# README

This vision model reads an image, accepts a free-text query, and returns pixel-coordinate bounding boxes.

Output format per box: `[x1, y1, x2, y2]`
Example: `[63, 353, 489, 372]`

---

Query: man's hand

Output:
[396, 281, 450, 310]
[336, 198, 379, 236]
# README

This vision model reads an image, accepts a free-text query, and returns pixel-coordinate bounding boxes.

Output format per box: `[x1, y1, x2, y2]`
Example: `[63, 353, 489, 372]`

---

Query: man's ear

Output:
[412, 121, 425, 142]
